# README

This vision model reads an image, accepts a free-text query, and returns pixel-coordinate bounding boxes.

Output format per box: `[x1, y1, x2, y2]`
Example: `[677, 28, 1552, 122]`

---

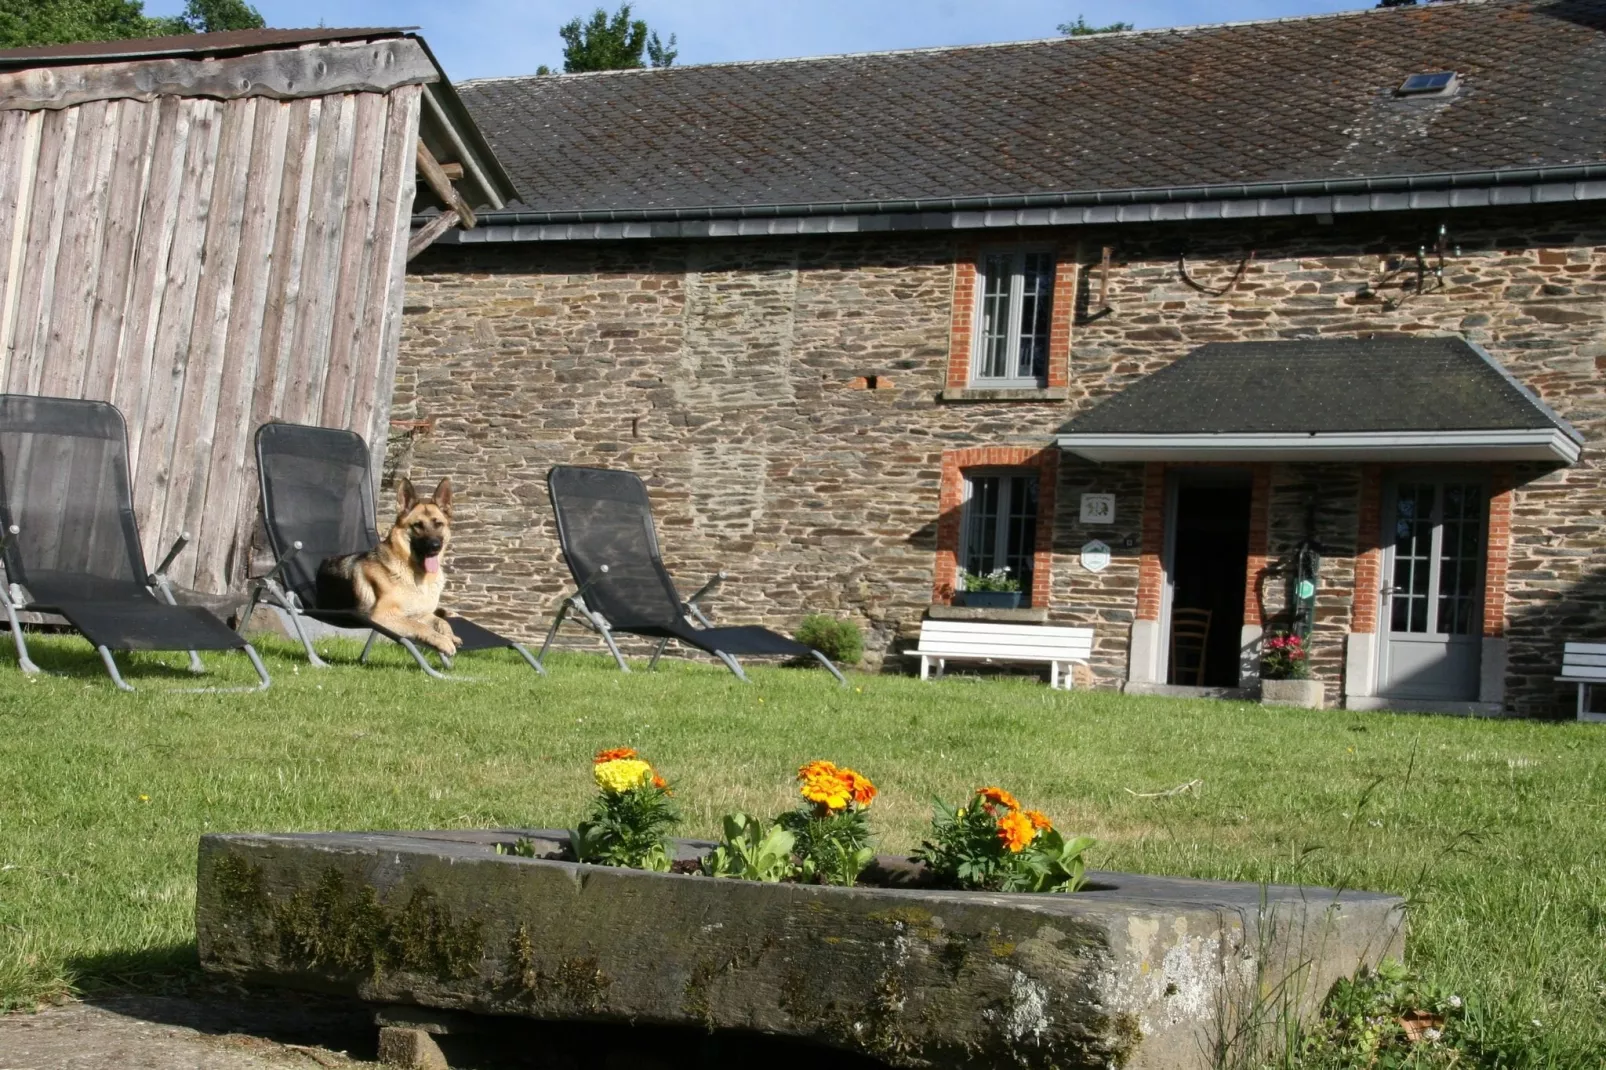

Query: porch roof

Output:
[1055, 338, 1583, 464]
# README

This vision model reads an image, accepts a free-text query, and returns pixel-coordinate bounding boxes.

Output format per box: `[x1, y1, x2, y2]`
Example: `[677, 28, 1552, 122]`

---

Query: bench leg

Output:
[1050, 661, 1059, 689]
[1580, 682, 1588, 720]
[935, 658, 945, 679]
[920, 655, 929, 681]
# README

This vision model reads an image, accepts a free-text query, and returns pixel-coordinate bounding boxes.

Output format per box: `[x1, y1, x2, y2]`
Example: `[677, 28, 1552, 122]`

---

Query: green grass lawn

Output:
[0, 635, 1602, 1064]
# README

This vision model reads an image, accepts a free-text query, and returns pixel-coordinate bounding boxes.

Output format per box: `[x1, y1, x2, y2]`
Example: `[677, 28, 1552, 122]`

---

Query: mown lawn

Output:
[0, 636, 1602, 1064]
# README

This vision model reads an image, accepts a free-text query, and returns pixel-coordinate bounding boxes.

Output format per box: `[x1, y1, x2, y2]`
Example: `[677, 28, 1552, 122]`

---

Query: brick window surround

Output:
[934, 447, 1058, 606]
[947, 245, 1075, 390]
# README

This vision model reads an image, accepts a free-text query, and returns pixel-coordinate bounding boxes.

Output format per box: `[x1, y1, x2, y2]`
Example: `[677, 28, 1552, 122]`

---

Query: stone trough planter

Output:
[1261, 678, 1326, 709]
[197, 830, 1404, 1070]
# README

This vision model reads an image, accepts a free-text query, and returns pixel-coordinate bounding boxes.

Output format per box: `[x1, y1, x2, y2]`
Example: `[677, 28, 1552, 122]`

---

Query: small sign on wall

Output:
[1080, 493, 1115, 525]
[1081, 539, 1112, 573]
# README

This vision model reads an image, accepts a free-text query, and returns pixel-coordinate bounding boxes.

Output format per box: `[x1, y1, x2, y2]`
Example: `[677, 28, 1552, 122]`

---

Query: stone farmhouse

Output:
[397, 0, 1606, 717]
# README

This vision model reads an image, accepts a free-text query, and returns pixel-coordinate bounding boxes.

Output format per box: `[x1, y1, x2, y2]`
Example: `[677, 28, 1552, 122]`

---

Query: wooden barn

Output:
[0, 28, 515, 602]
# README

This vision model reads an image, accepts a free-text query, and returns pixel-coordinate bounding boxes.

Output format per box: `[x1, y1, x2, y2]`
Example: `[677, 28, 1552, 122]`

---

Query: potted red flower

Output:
[1260, 631, 1323, 708]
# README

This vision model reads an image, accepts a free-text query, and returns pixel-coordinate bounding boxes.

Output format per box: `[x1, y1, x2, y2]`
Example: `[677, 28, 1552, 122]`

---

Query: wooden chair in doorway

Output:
[1170, 608, 1212, 686]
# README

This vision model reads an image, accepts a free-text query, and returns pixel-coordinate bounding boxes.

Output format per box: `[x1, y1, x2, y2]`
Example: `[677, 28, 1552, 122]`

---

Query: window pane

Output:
[1015, 253, 1054, 380]
[1435, 482, 1482, 636]
[1390, 483, 1433, 634]
[1004, 475, 1039, 598]
[977, 255, 1013, 379]
[962, 476, 1001, 582]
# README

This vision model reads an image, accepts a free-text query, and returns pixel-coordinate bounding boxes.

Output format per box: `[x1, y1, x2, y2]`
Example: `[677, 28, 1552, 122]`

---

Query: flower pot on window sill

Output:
[1260, 678, 1324, 709]
[954, 591, 1023, 609]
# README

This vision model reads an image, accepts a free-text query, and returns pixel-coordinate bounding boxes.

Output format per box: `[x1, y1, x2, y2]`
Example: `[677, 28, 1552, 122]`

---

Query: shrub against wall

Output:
[796, 615, 863, 666]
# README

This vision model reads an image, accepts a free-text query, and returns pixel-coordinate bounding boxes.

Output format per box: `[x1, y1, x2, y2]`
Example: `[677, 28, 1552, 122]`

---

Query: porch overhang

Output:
[1056, 428, 1582, 464]
[1056, 337, 1584, 468]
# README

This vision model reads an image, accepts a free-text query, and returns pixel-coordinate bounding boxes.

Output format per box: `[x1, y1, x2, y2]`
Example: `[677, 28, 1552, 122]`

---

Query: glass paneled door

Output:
[1379, 476, 1486, 701]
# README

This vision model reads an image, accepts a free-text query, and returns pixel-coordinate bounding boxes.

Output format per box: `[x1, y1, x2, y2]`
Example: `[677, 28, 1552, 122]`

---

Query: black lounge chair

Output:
[540, 465, 846, 685]
[0, 394, 270, 691]
[245, 422, 543, 679]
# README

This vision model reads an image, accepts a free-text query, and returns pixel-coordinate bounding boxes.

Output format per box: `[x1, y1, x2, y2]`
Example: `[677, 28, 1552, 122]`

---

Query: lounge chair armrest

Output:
[255, 541, 306, 588]
[686, 571, 727, 607]
[153, 530, 191, 579]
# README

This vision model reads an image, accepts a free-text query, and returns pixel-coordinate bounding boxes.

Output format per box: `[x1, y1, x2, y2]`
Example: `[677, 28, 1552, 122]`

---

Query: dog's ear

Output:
[433, 477, 453, 517]
[396, 477, 418, 514]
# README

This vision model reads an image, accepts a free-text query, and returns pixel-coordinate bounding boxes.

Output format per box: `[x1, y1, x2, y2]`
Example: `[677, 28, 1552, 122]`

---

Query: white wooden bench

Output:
[1557, 642, 1606, 722]
[906, 620, 1094, 689]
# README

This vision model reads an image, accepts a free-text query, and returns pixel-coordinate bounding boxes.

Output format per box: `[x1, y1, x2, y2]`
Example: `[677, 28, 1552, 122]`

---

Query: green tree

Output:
[159, 0, 267, 33]
[0, 0, 151, 47]
[1057, 14, 1134, 35]
[559, 3, 676, 73]
[0, 0, 264, 47]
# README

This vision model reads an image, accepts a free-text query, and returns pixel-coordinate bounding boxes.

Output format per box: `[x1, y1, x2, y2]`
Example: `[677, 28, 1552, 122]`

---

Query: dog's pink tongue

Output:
[423, 555, 441, 574]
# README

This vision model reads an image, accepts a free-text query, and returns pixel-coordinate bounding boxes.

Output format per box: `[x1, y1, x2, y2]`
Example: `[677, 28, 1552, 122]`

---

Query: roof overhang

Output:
[431, 163, 1606, 244]
[1055, 428, 1582, 464]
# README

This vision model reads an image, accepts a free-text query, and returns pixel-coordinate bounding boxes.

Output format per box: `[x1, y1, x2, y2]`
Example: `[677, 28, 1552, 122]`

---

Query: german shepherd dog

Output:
[316, 477, 461, 656]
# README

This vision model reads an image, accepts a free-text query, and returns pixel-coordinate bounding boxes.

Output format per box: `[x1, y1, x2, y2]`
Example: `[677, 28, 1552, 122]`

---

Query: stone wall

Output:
[398, 206, 1606, 715]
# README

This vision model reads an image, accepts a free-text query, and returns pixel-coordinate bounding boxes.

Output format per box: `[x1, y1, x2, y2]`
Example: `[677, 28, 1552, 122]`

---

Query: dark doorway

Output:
[1167, 476, 1252, 688]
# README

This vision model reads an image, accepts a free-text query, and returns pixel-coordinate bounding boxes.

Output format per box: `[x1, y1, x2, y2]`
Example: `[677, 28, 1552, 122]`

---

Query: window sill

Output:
[926, 604, 1049, 624]
[940, 386, 1068, 403]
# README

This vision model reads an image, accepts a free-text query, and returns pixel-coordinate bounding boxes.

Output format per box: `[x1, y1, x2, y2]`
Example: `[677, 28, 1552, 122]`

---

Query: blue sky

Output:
[145, 1, 1371, 82]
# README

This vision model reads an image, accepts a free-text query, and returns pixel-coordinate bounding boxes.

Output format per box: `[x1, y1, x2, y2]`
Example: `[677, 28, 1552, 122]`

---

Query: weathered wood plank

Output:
[190, 97, 290, 594]
[39, 98, 117, 397]
[110, 96, 189, 479]
[281, 92, 356, 425]
[0, 110, 43, 386]
[9, 107, 79, 394]
[0, 39, 438, 112]
[362, 84, 423, 468]
[233, 96, 320, 581]
[318, 92, 389, 431]
[415, 139, 475, 229]
[157, 97, 256, 586]
[406, 209, 459, 262]
[132, 98, 221, 553]
[81, 98, 156, 402]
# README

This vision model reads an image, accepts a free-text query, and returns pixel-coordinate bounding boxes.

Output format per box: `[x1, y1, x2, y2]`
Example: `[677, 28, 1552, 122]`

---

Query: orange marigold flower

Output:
[977, 786, 1021, 812]
[594, 747, 638, 764]
[839, 768, 877, 807]
[651, 774, 668, 791]
[797, 759, 840, 782]
[997, 810, 1037, 853]
[1023, 809, 1053, 832]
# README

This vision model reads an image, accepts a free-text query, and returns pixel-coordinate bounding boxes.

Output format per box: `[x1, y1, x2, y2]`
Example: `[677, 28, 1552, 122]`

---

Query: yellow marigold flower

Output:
[997, 810, 1037, 853]
[977, 786, 1021, 812]
[1023, 809, 1053, 832]
[800, 770, 852, 812]
[594, 758, 653, 794]
[593, 747, 638, 764]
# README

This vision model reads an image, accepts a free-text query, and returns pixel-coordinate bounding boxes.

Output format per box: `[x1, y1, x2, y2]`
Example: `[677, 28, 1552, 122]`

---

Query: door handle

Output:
[1379, 586, 1398, 597]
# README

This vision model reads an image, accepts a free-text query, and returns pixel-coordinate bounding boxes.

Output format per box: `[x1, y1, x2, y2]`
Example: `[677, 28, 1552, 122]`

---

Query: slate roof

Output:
[456, 0, 1606, 217]
[1057, 337, 1582, 437]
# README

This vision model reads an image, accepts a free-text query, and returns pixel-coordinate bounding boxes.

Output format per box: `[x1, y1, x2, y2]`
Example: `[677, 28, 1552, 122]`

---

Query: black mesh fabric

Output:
[254, 422, 518, 653]
[546, 465, 815, 657]
[255, 423, 379, 607]
[0, 394, 244, 652]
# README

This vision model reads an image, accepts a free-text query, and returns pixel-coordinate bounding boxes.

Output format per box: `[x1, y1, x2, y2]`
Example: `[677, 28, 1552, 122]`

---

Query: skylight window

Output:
[1398, 71, 1458, 95]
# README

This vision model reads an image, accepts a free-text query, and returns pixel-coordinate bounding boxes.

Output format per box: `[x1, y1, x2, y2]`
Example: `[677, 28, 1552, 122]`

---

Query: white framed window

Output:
[972, 249, 1055, 386]
[960, 470, 1040, 599]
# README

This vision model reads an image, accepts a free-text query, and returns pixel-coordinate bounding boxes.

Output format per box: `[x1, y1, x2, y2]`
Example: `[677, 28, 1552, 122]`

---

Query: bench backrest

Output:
[916, 619, 1094, 660]
[1561, 642, 1606, 680]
